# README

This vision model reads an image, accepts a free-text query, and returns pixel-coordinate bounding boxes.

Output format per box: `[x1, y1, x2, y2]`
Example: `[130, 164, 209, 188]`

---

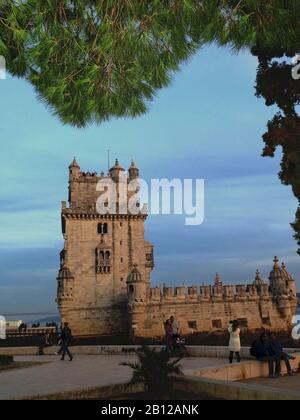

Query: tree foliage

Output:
[197, 2, 300, 254]
[0, 0, 204, 126]
[250, 45, 300, 253]
[120, 346, 183, 395]
[1, 1, 300, 251]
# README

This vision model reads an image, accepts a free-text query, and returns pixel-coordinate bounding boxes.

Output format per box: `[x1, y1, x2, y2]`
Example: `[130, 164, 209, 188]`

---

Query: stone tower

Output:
[57, 158, 154, 335]
[269, 257, 297, 320]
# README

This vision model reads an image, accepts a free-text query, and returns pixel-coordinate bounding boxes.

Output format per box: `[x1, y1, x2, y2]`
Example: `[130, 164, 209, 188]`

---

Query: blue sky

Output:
[0, 45, 299, 318]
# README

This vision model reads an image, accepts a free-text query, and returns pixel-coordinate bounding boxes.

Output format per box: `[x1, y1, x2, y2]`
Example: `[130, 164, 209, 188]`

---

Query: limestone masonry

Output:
[57, 159, 297, 338]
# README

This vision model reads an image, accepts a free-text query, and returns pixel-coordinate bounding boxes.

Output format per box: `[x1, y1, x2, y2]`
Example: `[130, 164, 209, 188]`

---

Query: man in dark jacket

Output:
[268, 333, 295, 376]
[252, 333, 279, 378]
[60, 322, 73, 362]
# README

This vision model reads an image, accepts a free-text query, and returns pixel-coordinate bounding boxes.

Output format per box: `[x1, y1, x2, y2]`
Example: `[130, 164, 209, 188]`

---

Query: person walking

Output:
[228, 321, 241, 364]
[170, 316, 180, 339]
[164, 319, 174, 353]
[60, 322, 73, 362]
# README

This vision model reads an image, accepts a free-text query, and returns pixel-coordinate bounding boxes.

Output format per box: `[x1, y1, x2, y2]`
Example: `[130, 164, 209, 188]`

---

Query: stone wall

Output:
[128, 285, 297, 339]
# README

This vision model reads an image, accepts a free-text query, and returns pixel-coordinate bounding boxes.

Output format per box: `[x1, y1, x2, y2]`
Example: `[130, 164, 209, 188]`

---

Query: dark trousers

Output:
[229, 352, 241, 364]
[166, 337, 173, 353]
[259, 356, 279, 376]
[275, 352, 292, 374]
[61, 342, 73, 360]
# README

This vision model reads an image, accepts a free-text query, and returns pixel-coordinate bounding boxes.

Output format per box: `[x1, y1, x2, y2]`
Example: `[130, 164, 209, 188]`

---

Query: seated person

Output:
[251, 333, 280, 378]
[268, 333, 295, 376]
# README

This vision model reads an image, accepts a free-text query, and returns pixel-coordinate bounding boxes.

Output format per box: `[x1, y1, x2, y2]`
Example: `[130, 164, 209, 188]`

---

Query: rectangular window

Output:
[212, 320, 222, 329]
[237, 318, 248, 328]
[188, 321, 197, 329]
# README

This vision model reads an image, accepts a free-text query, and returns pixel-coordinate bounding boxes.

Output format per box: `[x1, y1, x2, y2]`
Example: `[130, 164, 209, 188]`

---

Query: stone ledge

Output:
[0, 345, 299, 358]
[175, 376, 300, 401]
[185, 353, 300, 382]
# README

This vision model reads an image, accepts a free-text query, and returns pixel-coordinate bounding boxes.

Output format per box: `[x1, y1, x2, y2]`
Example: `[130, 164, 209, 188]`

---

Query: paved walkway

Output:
[0, 356, 225, 400]
[241, 374, 300, 396]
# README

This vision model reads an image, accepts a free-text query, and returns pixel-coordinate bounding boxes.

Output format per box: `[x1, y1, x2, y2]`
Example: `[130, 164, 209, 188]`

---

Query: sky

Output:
[0, 45, 299, 318]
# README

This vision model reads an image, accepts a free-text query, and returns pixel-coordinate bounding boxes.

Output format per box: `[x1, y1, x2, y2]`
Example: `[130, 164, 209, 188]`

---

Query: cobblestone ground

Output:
[0, 355, 225, 400]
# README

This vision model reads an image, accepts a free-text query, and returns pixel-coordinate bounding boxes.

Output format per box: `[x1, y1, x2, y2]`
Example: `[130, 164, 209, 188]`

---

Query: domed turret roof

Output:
[281, 262, 293, 281]
[69, 157, 80, 169]
[253, 270, 266, 287]
[269, 256, 284, 281]
[128, 159, 139, 179]
[110, 159, 125, 172]
[127, 264, 143, 284]
[130, 160, 138, 169]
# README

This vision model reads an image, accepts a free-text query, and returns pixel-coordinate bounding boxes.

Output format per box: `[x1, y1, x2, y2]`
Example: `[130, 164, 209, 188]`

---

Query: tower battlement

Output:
[147, 282, 271, 304]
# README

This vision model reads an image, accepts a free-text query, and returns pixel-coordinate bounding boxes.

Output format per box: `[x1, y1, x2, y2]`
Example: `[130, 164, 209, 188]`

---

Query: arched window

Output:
[98, 223, 108, 235]
[98, 223, 102, 234]
[129, 285, 134, 294]
[105, 251, 110, 260]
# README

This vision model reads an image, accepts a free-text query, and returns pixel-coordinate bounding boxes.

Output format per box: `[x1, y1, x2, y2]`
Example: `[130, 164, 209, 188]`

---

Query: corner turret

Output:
[127, 264, 147, 304]
[109, 159, 125, 183]
[128, 160, 139, 180]
[281, 262, 297, 297]
[269, 257, 288, 295]
[69, 157, 80, 180]
[253, 270, 266, 288]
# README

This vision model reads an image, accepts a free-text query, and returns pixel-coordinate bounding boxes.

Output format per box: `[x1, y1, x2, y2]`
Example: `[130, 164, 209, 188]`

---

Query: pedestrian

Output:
[228, 320, 241, 363]
[38, 332, 51, 356]
[59, 322, 73, 362]
[268, 333, 295, 376]
[170, 316, 180, 340]
[164, 319, 174, 353]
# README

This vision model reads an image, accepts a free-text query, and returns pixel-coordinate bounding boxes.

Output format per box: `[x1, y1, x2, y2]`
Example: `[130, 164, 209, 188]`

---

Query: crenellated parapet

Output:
[143, 265, 296, 306]
[146, 283, 268, 304]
